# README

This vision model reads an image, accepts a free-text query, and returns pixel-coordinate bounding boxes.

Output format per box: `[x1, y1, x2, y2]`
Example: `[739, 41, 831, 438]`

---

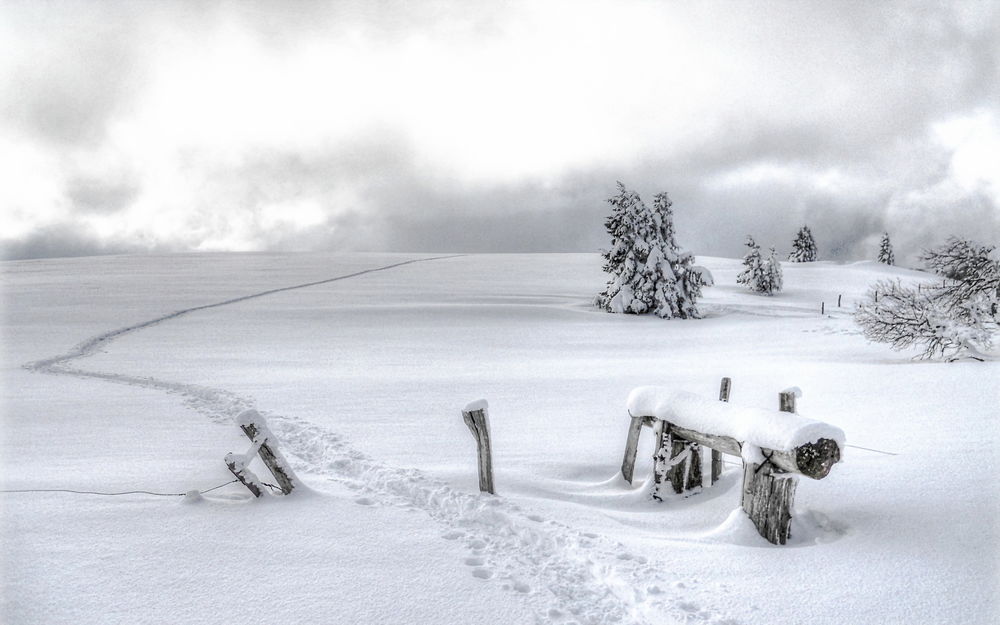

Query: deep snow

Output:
[2, 252, 998, 625]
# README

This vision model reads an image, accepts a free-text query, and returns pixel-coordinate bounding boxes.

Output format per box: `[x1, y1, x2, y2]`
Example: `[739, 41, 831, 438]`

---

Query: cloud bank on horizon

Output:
[2, 0, 998, 264]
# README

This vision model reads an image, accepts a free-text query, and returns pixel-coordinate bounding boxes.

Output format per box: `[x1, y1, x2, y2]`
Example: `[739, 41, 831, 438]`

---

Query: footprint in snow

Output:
[471, 568, 493, 580]
[354, 497, 375, 506]
[441, 530, 464, 540]
[463, 556, 485, 566]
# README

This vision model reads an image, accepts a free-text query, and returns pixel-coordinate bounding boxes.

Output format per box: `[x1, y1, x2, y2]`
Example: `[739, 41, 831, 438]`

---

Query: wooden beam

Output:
[663, 423, 840, 480]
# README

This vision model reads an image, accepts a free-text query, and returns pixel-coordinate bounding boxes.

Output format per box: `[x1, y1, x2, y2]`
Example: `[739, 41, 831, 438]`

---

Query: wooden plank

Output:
[240, 422, 296, 495]
[462, 406, 495, 495]
[620, 415, 645, 484]
[225, 453, 262, 498]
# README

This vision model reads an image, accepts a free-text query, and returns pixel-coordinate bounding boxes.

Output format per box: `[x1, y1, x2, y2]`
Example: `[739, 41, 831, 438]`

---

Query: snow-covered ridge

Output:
[627, 387, 846, 451]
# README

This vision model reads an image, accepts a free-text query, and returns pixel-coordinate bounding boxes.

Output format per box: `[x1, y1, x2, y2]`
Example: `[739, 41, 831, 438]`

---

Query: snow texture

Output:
[4, 252, 998, 625]
[627, 387, 846, 451]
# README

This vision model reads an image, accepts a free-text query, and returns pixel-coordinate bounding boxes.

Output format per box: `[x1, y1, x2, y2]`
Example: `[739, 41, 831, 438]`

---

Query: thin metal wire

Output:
[0, 479, 239, 497]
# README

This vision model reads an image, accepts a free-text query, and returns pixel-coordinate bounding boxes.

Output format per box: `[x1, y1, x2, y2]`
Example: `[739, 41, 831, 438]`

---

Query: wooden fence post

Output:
[711, 377, 731, 484]
[821, 302, 825, 314]
[837, 294, 842, 307]
[621, 414, 645, 484]
[225, 409, 298, 497]
[740, 390, 800, 545]
[462, 400, 495, 495]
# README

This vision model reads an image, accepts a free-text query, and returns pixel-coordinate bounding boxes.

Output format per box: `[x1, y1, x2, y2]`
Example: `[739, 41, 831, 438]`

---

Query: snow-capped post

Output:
[462, 400, 495, 495]
[740, 389, 803, 545]
[712, 377, 732, 484]
[225, 409, 298, 496]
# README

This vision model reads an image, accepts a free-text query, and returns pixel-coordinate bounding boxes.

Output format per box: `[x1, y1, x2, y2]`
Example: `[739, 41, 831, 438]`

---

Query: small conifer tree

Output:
[877, 232, 895, 265]
[788, 225, 818, 262]
[766, 246, 784, 294]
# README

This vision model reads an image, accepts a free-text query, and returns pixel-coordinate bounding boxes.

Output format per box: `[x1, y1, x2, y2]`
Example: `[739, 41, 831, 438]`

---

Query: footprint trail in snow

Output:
[24, 255, 737, 625]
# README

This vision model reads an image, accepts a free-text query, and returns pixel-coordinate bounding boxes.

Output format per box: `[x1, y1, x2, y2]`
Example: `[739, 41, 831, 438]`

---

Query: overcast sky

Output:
[2, 0, 998, 264]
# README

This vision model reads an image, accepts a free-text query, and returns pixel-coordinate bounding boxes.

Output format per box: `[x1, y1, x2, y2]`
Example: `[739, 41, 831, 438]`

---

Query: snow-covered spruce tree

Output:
[766, 246, 783, 294]
[651, 192, 702, 317]
[597, 184, 702, 318]
[855, 238, 999, 360]
[597, 181, 642, 310]
[877, 232, 894, 265]
[737, 235, 775, 294]
[788, 225, 818, 262]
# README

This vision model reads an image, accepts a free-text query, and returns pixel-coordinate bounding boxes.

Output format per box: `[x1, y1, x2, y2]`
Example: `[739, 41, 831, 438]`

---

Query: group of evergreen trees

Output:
[596, 183, 707, 319]
[597, 182, 909, 314]
[737, 236, 783, 295]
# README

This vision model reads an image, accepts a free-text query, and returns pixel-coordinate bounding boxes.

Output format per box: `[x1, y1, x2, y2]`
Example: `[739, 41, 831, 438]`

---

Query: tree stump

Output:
[462, 401, 495, 495]
[740, 390, 800, 544]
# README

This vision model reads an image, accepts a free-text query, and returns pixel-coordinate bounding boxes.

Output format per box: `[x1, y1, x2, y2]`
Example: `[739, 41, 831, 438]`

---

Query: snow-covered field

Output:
[2, 252, 998, 625]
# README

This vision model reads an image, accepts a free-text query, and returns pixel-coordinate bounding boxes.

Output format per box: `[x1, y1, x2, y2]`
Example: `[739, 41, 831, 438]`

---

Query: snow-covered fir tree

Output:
[597, 184, 703, 319]
[737, 236, 767, 294]
[855, 237, 999, 360]
[877, 232, 894, 265]
[766, 246, 783, 294]
[788, 225, 818, 262]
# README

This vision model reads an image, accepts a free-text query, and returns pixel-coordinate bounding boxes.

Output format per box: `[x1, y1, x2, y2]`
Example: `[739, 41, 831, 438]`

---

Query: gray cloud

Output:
[1, 0, 997, 264]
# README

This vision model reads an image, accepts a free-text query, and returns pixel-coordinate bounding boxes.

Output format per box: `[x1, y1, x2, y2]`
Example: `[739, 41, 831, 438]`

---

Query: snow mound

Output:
[627, 387, 845, 451]
[701, 508, 848, 547]
[463, 399, 489, 413]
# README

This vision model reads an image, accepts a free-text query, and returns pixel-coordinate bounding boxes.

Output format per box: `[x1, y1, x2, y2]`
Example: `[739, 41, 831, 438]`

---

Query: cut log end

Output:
[795, 438, 842, 480]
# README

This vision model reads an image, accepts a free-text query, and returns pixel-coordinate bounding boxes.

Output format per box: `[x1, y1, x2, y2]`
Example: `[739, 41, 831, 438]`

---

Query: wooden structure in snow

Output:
[462, 400, 495, 495]
[621, 380, 844, 545]
[225, 409, 298, 497]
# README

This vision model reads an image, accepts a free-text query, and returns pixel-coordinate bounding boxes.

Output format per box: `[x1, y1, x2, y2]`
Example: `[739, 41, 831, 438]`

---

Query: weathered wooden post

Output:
[740, 390, 801, 545]
[821, 301, 825, 314]
[225, 409, 298, 497]
[712, 377, 731, 484]
[462, 400, 495, 495]
[621, 413, 646, 484]
[837, 294, 842, 307]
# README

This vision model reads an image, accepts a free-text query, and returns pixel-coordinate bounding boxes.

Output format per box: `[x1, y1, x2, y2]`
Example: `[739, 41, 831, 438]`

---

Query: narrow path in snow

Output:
[23, 255, 737, 625]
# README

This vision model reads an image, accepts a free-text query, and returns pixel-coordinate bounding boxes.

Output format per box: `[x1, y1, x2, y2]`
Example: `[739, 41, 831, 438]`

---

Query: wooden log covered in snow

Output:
[462, 400, 495, 495]
[628, 388, 843, 481]
[625, 385, 845, 545]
